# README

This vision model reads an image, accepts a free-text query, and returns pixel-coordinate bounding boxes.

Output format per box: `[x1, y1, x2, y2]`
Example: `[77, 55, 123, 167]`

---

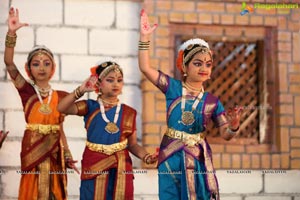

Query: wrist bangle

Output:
[143, 153, 151, 164]
[139, 41, 150, 50]
[227, 126, 239, 134]
[5, 32, 17, 48]
[230, 126, 239, 132]
[74, 86, 84, 99]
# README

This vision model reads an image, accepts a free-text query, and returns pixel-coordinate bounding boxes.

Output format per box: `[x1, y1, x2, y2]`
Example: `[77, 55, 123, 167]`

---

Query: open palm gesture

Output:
[7, 7, 28, 33]
[80, 75, 99, 93]
[226, 106, 243, 130]
[140, 9, 157, 36]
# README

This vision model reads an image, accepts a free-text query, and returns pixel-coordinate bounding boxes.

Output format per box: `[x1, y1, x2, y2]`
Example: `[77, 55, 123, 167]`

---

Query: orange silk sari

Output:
[13, 72, 69, 200]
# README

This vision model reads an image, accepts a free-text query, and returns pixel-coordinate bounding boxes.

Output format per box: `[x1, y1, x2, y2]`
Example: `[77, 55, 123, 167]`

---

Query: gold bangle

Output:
[138, 41, 150, 50]
[5, 33, 17, 48]
[143, 153, 151, 164]
[139, 48, 149, 50]
[138, 45, 150, 50]
[139, 41, 150, 44]
[74, 86, 83, 99]
[146, 156, 152, 164]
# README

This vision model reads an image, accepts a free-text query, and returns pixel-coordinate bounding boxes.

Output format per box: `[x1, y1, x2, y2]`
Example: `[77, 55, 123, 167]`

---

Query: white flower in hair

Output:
[179, 38, 210, 52]
[95, 57, 118, 66]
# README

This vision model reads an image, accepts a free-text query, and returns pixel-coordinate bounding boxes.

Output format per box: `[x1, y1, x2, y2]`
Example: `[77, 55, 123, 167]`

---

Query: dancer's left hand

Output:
[226, 106, 243, 130]
[140, 9, 158, 37]
[66, 158, 80, 174]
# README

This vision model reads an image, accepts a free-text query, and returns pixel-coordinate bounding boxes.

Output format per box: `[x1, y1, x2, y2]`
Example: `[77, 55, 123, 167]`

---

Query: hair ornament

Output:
[90, 57, 123, 93]
[176, 38, 213, 76]
[178, 38, 210, 52]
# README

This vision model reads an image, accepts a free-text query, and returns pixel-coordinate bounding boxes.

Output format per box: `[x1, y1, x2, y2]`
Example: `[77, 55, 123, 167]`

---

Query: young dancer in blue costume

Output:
[138, 9, 242, 200]
[58, 59, 158, 200]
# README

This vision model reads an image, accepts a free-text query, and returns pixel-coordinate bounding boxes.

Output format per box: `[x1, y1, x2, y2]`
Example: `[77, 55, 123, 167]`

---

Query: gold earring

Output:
[98, 88, 102, 96]
[183, 69, 187, 77]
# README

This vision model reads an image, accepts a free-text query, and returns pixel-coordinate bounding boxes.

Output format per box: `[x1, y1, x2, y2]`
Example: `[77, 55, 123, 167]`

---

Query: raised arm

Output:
[4, 7, 28, 78]
[57, 75, 98, 115]
[138, 9, 160, 85]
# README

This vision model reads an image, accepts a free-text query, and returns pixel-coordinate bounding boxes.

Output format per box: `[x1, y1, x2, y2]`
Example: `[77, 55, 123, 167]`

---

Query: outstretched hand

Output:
[140, 9, 158, 37]
[0, 131, 9, 148]
[226, 106, 243, 130]
[7, 7, 28, 34]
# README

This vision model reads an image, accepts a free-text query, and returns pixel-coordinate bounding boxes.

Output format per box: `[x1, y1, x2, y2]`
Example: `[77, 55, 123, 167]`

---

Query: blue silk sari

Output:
[156, 71, 227, 200]
[77, 100, 135, 200]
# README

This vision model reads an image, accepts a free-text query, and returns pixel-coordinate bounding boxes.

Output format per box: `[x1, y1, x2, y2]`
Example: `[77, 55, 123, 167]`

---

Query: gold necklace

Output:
[99, 97, 119, 105]
[183, 81, 202, 92]
[33, 85, 53, 114]
[98, 99, 121, 134]
[181, 86, 204, 126]
[38, 85, 51, 93]
[37, 85, 51, 97]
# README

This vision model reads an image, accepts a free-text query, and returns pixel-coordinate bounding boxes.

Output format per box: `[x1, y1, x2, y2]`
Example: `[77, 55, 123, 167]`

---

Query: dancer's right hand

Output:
[80, 75, 99, 93]
[7, 7, 28, 34]
[140, 9, 158, 38]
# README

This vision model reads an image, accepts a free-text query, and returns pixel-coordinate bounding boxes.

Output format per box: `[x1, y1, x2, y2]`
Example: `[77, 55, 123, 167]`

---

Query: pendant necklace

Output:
[37, 85, 51, 97]
[33, 85, 53, 115]
[98, 98, 121, 134]
[181, 85, 204, 126]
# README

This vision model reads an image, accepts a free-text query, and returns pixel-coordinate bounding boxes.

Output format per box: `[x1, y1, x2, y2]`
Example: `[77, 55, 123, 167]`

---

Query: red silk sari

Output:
[77, 101, 136, 200]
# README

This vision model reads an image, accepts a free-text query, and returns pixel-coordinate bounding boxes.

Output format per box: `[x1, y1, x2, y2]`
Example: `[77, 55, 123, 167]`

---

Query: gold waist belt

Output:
[165, 128, 205, 147]
[86, 139, 128, 155]
[26, 124, 60, 135]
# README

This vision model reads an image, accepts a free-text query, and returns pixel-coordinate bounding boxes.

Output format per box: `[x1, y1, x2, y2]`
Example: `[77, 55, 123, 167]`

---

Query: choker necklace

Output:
[33, 85, 53, 114]
[181, 86, 204, 125]
[183, 81, 202, 92]
[98, 99, 121, 134]
[38, 85, 51, 94]
[99, 97, 119, 105]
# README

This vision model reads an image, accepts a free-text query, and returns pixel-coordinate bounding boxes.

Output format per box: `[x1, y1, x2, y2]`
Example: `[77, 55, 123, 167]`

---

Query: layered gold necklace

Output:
[98, 98, 121, 134]
[181, 84, 204, 126]
[33, 84, 53, 114]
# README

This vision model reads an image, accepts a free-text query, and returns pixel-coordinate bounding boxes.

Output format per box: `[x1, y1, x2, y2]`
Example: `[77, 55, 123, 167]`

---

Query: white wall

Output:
[0, 0, 142, 199]
[1, 0, 300, 200]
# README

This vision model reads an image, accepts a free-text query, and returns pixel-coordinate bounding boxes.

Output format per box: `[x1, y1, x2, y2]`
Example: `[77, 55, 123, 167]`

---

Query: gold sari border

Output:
[38, 157, 50, 199]
[114, 151, 126, 200]
[22, 133, 59, 170]
[94, 173, 108, 200]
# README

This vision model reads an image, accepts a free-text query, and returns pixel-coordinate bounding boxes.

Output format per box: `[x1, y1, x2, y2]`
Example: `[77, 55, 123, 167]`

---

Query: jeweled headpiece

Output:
[176, 38, 213, 74]
[27, 45, 54, 64]
[90, 58, 123, 93]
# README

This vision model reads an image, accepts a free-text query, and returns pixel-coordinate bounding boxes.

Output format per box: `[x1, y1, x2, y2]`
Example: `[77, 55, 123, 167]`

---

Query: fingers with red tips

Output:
[140, 9, 145, 16]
